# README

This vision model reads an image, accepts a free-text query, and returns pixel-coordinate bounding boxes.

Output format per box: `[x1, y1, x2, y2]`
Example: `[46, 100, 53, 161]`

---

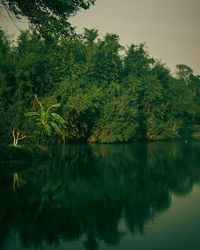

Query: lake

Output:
[0, 142, 200, 250]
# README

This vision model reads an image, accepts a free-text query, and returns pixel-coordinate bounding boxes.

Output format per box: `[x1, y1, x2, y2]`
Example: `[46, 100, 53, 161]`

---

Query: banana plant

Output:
[25, 95, 66, 143]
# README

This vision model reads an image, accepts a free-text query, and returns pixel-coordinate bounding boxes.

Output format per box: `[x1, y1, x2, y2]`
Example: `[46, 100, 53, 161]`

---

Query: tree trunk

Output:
[11, 128, 26, 146]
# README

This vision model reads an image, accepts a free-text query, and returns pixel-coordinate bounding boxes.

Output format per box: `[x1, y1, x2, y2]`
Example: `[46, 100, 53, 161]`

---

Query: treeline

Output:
[0, 28, 200, 143]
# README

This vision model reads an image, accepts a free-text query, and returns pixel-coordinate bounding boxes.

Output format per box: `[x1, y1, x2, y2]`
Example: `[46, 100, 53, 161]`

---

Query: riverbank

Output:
[178, 124, 200, 141]
[1, 124, 200, 164]
[0, 143, 51, 164]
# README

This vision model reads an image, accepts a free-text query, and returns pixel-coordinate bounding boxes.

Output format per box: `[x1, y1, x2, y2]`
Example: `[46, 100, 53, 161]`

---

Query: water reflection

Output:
[1, 142, 200, 250]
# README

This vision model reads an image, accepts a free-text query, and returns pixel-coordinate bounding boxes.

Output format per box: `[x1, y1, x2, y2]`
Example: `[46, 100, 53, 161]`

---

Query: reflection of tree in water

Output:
[1, 142, 200, 249]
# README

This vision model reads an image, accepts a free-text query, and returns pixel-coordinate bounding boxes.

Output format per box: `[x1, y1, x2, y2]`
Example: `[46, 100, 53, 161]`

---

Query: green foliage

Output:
[25, 95, 66, 143]
[15, 31, 60, 101]
[89, 83, 139, 143]
[123, 43, 154, 79]
[1, 0, 96, 39]
[0, 28, 200, 143]
[56, 78, 101, 141]
[176, 64, 193, 84]
[92, 33, 123, 84]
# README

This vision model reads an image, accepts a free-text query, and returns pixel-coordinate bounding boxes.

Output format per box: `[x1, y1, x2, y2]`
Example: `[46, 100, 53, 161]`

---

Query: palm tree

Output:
[25, 95, 66, 143]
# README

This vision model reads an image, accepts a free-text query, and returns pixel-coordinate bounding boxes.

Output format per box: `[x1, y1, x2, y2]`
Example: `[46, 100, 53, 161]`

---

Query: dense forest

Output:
[0, 28, 200, 144]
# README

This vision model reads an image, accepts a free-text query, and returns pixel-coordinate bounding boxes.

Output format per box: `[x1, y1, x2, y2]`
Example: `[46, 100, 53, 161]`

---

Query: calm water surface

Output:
[1, 142, 200, 250]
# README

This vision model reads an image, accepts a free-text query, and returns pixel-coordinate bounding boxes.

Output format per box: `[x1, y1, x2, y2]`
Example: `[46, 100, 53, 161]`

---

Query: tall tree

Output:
[175, 64, 193, 85]
[14, 30, 59, 102]
[93, 33, 123, 84]
[1, 0, 96, 39]
[123, 43, 154, 80]
[83, 28, 98, 80]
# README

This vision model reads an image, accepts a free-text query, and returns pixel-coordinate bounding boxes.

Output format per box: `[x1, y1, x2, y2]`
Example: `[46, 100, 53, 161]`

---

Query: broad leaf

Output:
[51, 121, 62, 135]
[48, 103, 61, 111]
[44, 123, 52, 136]
[25, 112, 39, 117]
[51, 113, 66, 123]
[35, 95, 43, 108]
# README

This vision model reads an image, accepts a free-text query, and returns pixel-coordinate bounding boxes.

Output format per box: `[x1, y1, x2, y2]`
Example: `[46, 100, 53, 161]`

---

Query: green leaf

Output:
[51, 121, 62, 135]
[44, 123, 52, 136]
[25, 112, 39, 117]
[51, 113, 66, 123]
[35, 95, 43, 108]
[48, 103, 61, 110]
[47, 103, 61, 115]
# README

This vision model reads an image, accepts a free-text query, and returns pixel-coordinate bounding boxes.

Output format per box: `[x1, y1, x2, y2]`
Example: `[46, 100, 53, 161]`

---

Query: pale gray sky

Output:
[0, 0, 199, 74]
